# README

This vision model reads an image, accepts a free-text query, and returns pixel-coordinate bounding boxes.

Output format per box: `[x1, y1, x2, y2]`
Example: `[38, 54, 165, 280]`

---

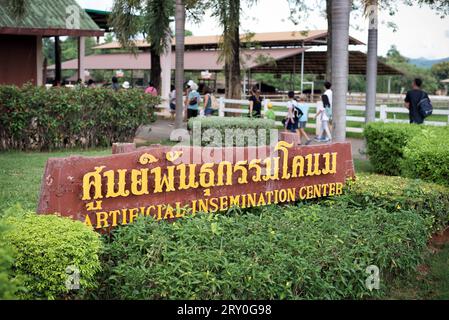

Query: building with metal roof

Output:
[0, 0, 104, 86]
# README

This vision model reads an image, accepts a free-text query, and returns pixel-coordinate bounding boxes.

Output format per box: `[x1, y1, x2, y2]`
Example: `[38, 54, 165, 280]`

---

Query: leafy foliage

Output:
[337, 174, 449, 231]
[188, 116, 277, 146]
[364, 122, 423, 175]
[1, 206, 102, 300]
[98, 200, 432, 300]
[0, 85, 159, 151]
[0, 219, 23, 299]
[402, 127, 449, 186]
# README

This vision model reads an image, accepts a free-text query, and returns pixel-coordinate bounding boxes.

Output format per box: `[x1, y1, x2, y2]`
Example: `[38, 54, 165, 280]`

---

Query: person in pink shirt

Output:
[145, 81, 158, 96]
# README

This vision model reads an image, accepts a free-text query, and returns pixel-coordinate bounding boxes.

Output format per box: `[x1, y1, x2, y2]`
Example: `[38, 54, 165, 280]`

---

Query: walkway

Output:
[134, 119, 367, 160]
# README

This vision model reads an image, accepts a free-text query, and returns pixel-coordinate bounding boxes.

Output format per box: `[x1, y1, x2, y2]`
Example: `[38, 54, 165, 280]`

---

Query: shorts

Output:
[286, 119, 298, 132]
[299, 121, 307, 129]
[170, 103, 176, 113]
[187, 109, 198, 119]
[204, 108, 214, 116]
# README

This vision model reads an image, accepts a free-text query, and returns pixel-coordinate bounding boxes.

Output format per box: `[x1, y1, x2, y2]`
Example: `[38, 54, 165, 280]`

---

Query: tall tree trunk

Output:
[175, 0, 185, 130]
[365, 0, 378, 124]
[229, 0, 241, 100]
[150, 48, 162, 93]
[331, 0, 351, 142]
[326, 0, 332, 82]
[224, 62, 230, 97]
[54, 36, 62, 84]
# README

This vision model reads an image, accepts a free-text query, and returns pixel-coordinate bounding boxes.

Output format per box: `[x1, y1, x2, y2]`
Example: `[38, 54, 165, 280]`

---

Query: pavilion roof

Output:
[93, 30, 365, 50]
[0, 0, 104, 37]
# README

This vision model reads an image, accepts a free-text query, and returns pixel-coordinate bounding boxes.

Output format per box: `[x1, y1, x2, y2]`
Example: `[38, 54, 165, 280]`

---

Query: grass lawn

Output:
[0, 148, 110, 213]
[0, 147, 448, 300]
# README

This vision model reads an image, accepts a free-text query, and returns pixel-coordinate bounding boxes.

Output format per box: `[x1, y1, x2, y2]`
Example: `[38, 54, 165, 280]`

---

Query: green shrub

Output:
[1, 207, 102, 299]
[0, 84, 159, 151]
[188, 116, 277, 146]
[336, 174, 449, 231]
[0, 220, 23, 299]
[402, 127, 449, 187]
[99, 204, 431, 300]
[364, 122, 423, 175]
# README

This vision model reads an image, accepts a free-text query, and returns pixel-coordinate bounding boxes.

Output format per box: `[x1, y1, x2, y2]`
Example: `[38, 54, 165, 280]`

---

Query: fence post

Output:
[219, 97, 225, 117]
[263, 99, 269, 116]
[380, 105, 387, 122]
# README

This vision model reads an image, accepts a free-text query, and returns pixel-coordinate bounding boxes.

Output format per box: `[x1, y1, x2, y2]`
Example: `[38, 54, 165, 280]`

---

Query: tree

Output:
[209, 0, 242, 99]
[110, 0, 174, 93]
[431, 61, 449, 80]
[331, 0, 351, 142]
[175, 0, 186, 129]
[364, 0, 378, 124]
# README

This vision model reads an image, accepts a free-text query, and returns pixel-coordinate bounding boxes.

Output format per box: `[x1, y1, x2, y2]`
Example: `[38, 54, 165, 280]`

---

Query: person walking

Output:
[284, 91, 300, 134]
[297, 94, 312, 145]
[314, 99, 332, 143]
[404, 78, 431, 124]
[187, 82, 201, 119]
[169, 85, 176, 125]
[203, 86, 214, 117]
[249, 87, 263, 118]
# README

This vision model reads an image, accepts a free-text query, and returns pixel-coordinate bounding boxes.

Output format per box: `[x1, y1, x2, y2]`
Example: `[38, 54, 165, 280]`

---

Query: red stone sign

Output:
[37, 141, 355, 230]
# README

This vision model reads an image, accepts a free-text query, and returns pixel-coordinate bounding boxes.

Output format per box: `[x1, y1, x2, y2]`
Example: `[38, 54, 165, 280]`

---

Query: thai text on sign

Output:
[37, 141, 355, 230]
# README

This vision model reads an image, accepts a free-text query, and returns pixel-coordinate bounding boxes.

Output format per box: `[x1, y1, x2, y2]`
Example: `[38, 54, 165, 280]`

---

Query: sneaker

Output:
[305, 139, 312, 146]
[314, 137, 324, 142]
[322, 138, 331, 143]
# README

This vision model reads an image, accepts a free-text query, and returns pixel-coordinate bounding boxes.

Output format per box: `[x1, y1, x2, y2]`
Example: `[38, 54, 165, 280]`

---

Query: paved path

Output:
[134, 119, 367, 160]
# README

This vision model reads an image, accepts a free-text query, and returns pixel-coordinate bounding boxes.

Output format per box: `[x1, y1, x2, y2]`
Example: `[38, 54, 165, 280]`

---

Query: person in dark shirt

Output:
[249, 87, 263, 118]
[404, 78, 430, 124]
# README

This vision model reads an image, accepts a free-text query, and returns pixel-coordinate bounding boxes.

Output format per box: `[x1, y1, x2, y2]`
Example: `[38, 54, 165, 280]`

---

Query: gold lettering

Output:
[82, 166, 105, 201]
[104, 169, 130, 198]
[131, 169, 149, 196]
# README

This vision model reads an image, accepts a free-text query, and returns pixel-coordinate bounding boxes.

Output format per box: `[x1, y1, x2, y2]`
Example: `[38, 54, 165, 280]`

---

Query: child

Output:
[313, 100, 332, 143]
[265, 102, 276, 121]
[297, 95, 312, 145]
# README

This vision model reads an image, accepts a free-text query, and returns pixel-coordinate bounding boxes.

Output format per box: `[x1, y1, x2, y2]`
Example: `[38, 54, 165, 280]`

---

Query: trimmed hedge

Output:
[0, 84, 159, 151]
[337, 174, 449, 231]
[99, 202, 432, 300]
[364, 122, 423, 175]
[188, 116, 277, 147]
[1, 206, 102, 299]
[402, 127, 449, 187]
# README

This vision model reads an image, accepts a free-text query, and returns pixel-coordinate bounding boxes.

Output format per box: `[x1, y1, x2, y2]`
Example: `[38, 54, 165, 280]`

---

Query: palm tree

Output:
[175, 0, 186, 129]
[211, 0, 242, 100]
[364, 0, 378, 124]
[110, 0, 173, 93]
[331, 0, 351, 142]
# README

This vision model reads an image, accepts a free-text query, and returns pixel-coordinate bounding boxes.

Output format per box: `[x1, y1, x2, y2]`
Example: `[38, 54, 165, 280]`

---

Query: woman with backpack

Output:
[283, 91, 301, 134]
[203, 86, 214, 117]
[187, 82, 201, 119]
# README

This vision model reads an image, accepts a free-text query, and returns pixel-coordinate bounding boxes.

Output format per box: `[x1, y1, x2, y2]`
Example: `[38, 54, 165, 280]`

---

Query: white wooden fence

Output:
[217, 98, 449, 134]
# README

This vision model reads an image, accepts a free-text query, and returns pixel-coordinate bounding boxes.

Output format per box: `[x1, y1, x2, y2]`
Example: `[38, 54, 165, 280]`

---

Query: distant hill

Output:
[409, 57, 449, 69]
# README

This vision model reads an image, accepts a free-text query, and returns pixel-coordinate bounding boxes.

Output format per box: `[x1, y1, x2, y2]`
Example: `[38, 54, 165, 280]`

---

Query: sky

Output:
[76, 0, 449, 60]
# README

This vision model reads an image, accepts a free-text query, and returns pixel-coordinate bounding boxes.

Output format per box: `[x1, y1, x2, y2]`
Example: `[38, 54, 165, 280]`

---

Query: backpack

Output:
[293, 105, 303, 120]
[418, 92, 433, 119]
[211, 94, 220, 110]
